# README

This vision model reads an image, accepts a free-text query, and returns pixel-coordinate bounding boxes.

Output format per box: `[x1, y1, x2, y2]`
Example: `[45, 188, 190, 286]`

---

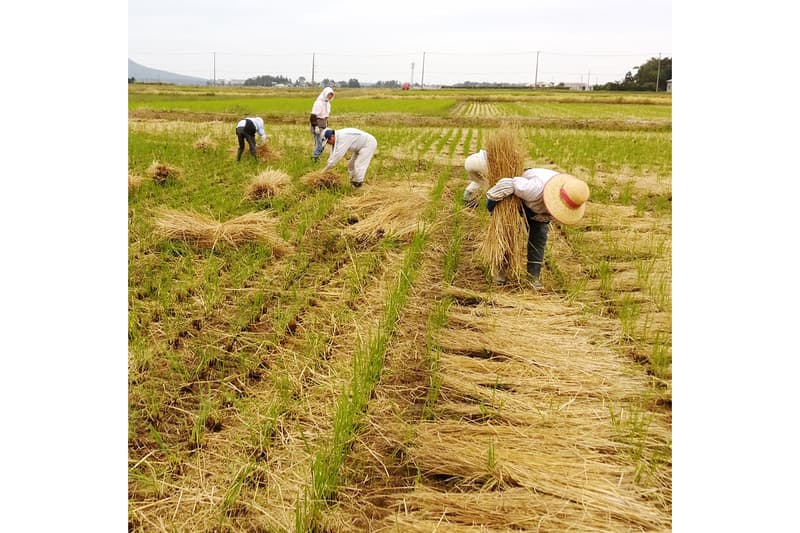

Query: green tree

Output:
[347, 78, 361, 88]
[596, 57, 671, 92]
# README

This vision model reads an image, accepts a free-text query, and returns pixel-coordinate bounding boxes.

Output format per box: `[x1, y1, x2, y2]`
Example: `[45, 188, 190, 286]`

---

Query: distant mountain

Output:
[128, 58, 209, 86]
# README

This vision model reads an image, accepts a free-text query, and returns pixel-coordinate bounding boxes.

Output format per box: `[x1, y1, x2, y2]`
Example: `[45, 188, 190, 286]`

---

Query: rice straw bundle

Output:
[153, 208, 292, 255]
[193, 136, 218, 151]
[246, 169, 291, 200]
[300, 170, 343, 190]
[255, 142, 282, 162]
[478, 129, 528, 281]
[341, 184, 431, 242]
[228, 143, 282, 162]
[128, 173, 143, 190]
[147, 160, 181, 184]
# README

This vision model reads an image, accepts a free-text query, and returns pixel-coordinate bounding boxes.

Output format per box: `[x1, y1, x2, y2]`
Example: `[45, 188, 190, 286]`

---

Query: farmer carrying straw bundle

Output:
[486, 169, 589, 289]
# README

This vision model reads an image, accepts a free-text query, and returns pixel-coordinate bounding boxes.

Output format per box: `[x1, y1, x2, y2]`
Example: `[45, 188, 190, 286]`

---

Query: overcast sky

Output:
[128, 0, 672, 85]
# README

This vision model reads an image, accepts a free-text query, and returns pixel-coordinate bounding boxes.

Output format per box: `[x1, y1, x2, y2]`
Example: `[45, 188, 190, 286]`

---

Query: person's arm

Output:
[323, 136, 350, 170]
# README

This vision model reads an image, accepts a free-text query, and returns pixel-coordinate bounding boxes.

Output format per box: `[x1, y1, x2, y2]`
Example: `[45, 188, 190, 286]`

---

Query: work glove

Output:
[314, 126, 322, 135]
[486, 178, 514, 201]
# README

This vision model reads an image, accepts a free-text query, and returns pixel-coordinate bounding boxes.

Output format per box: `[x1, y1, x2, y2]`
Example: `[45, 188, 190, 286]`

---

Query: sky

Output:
[128, 0, 672, 85]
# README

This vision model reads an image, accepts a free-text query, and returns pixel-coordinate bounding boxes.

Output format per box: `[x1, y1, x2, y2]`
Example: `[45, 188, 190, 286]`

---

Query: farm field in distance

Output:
[128, 83, 672, 531]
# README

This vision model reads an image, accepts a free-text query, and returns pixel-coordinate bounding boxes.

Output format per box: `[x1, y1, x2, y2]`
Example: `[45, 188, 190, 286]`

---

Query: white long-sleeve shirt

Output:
[310, 87, 334, 119]
[325, 128, 376, 167]
[510, 168, 559, 220]
[236, 117, 266, 139]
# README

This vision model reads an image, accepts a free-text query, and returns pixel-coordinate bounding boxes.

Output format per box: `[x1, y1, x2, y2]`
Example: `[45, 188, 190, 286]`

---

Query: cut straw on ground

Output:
[246, 169, 291, 200]
[153, 208, 293, 254]
[300, 170, 344, 190]
[147, 160, 182, 184]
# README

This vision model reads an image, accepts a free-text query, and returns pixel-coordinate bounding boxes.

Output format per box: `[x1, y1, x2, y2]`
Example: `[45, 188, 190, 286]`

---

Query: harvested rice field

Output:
[128, 84, 672, 531]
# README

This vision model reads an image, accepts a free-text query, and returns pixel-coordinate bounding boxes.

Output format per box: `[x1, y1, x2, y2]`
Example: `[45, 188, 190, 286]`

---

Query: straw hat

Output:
[542, 173, 590, 225]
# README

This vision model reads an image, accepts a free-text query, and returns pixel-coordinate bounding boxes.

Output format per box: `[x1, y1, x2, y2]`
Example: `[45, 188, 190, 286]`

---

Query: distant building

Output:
[561, 82, 592, 91]
[666, 79, 672, 93]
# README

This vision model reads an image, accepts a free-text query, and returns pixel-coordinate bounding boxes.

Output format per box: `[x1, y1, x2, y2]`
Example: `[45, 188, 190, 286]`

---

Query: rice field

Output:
[128, 83, 672, 531]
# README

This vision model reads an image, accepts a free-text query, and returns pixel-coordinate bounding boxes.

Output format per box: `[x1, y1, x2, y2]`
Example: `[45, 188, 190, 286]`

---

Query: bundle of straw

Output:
[255, 142, 282, 162]
[228, 143, 283, 162]
[153, 208, 292, 255]
[193, 136, 218, 151]
[300, 170, 343, 190]
[246, 169, 291, 200]
[147, 160, 181, 184]
[478, 129, 528, 281]
[342, 184, 431, 242]
[128, 173, 143, 190]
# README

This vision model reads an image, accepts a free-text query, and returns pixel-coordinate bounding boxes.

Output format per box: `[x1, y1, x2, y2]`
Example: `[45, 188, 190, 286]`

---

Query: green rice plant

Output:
[189, 396, 218, 449]
[618, 181, 635, 205]
[608, 402, 655, 484]
[598, 258, 613, 296]
[636, 257, 656, 288]
[650, 332, 671, 379]
[618, 293, 640, 340]
[651, 272, 672, 312]
[219, 461, 257, 522]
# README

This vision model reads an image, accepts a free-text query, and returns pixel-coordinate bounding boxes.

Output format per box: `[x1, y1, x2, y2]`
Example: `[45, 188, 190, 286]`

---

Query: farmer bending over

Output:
[486, 170, 589, 289]
[235, 116, 267, 161]
[321, 128, 378, 187]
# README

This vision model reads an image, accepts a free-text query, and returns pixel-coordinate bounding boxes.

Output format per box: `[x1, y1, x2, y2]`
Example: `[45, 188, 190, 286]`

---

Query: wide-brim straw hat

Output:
[542, 173, 590, 225]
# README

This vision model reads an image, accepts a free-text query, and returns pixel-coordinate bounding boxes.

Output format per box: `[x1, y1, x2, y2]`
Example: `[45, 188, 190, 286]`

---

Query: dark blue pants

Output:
[487, 199, 550, 278]
[236, 125, 257, 161]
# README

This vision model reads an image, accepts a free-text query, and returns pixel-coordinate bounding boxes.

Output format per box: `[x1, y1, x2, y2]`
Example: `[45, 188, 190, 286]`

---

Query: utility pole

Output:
[311, 52, 316, 85]
[411, 62, 415, 85]
[655, 52, 662, 92]
[534, 50, 540, 89]
[213, 52, 216, 86]
[420, 52, 426, 90]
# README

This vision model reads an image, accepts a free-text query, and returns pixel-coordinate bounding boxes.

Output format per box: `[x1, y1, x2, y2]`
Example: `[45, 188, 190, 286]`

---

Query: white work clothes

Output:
[236, 117, 266, 139]
[311, 87, 334, 119]
[511, 168, 559, 221]
[324, 128, 378, 184]
[463, 150, 489, 202]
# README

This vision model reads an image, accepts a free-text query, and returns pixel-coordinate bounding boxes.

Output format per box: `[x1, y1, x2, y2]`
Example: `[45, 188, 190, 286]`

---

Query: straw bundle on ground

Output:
[227, 143, 283, 162]
[147, 160, 182, 184]
[478, 129, 528, 281]
[246, 169, 291, 200]
[255, 142, 282, 162]
[300, 170, 344, 190]
[128, 173, 143, 190]
[153, 208, 292, 255]
[341, 184, 431, 242]
[193, 136, 218, 151]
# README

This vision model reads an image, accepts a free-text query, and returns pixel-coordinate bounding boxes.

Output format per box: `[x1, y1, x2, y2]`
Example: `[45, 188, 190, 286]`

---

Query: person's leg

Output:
[311, 125, 324, 159]
[245, 132, 257, 158]
[350, 139, 377, 186]
[236, 127, 245, 161]
[523, 205, 549, 288]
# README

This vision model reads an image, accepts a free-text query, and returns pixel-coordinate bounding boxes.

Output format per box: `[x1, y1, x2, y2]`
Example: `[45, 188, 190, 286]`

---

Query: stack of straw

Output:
[246, 169, 291, 200]
[147, 160, 181, 184]
[153, 208, 292, 255]
[193, 136, 218, 151]
[300, 170, 343, 190]
[478, 129, 528, 281]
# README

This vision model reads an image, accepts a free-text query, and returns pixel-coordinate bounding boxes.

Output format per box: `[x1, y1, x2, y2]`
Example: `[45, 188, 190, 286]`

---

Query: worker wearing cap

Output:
[486, 170, 590, 289]
[310, 87, 335, 161]
[321, 127, 378, 187]
[235, 116, 267, 161]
